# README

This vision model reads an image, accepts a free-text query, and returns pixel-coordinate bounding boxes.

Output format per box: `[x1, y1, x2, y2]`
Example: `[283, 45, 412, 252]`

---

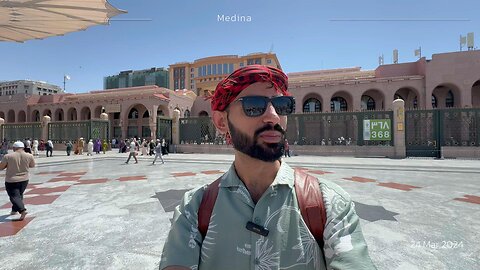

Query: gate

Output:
[405, 110, 441, 157]
[0, 122, 42, 142]
[406, 108, 480, 157]
[48, 120, 109, 143]
[156, 117, 172, 143]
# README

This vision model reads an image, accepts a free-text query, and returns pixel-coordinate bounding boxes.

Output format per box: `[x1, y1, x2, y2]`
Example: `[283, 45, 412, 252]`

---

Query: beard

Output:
[227, 117, 286, 162]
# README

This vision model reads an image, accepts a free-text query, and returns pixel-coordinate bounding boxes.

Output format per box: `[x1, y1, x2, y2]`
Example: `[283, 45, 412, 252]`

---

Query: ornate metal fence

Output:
[178, 111, 394, 146]
[48, 120, 109, 144]
[179, 117, 217, 144]
[0, 122, 42, 142]
[405, 108, 480, 157]
[156, 117, 172, 142]
[286, 111, 394, 146]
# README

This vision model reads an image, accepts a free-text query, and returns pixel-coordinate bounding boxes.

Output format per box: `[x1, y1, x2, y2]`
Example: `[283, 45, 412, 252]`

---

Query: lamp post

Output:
[63, 75, 70, 92]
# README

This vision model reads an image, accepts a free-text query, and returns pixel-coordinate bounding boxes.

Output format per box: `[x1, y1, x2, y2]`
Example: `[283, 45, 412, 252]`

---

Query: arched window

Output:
[446, 90, 454, 107]
[199, 111, 209, 117]
[143, 110, 150, 118]
[184, 109, 191, 118]
[432, 95, 438, 108]
[303, 98, 321, 113]
[361, 95, 375, 110]
[128, 108, 139, 119]
[330, 97, 348, 112]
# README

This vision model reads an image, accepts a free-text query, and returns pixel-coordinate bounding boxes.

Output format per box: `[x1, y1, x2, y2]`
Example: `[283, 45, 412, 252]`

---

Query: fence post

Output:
[0, 117, 4, 141]
[393, 99, 406, 158]
[42, 115, 51, 141]
[172, 109, 180, 148]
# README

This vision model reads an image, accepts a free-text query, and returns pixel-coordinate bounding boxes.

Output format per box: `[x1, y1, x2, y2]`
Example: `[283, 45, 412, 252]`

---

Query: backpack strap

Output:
[294, 168, 326, 248]
[198, 176, 222, 239]
[198, 169, 327, 248]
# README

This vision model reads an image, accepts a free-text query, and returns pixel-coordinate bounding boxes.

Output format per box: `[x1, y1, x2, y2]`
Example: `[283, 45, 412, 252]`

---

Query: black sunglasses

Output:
[234, 96, 295, 117]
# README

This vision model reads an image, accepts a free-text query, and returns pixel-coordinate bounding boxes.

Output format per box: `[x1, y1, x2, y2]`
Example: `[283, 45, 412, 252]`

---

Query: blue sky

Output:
[0, 0, 478, 93]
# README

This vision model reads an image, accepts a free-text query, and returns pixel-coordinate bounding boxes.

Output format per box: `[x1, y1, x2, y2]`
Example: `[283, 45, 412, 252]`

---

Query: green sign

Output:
[363, 119, 391, 141]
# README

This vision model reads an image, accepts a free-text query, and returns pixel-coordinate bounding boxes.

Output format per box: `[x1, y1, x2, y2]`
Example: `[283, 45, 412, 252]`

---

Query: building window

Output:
[208, 65, 212, 75]
[361, 95, 375, 110]
[446, 90, 454, 107]
[303, 98, 321, 113]
[128, 108, 139, 119]
[223, 63, 228, 74]
[432, 95, 437, 108]
[198, 67, 201, 77]
[229, 63, 234, 73]
[330, 97, 348, 112]
[266, 59, 272, 64]
[190, 68, 194, 72]
[217, 64, 222, 74]
[213, 64, 217, 75]
[239, 62, 244, 67]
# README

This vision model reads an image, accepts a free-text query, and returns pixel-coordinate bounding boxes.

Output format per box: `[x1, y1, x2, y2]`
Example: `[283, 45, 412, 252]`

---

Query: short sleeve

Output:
[159, 186, 206, 270]
[320, 180, 377, 270]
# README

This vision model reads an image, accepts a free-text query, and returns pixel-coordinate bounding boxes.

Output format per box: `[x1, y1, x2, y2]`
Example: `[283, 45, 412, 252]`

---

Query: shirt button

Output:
[254, 217, 261, 224]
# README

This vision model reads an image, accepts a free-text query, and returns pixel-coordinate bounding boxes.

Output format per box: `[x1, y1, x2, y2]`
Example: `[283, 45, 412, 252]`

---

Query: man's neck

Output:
[233, 152, 281, 204]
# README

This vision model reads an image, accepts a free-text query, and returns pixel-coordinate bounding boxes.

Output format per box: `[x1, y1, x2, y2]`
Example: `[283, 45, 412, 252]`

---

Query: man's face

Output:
[225, 82, 288, 162]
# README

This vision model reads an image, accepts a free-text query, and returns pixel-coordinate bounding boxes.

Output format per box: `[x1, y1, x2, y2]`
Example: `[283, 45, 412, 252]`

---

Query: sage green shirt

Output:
[160, 162, 376, 270]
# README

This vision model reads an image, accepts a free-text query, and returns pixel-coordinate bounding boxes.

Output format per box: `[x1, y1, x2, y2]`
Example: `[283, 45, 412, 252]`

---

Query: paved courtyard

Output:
[0, 151, 479, 270]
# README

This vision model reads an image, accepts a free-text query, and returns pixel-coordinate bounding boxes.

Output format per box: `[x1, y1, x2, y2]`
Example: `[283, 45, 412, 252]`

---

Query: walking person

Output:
[0, 141, 35, 221]
[32, 139, 39, 156]
[284, 138, 291, 157]
[125, 139, 138, 164]
[160, 65, 376, 270]
[24, 138, 32, 154]
[149, 139, 156, 156]
[102, 140, 108, 154]
[94, 139, 101, 154]
[152, 139, 164, 165]
[78, 138, 84, 155]
[46, 140, 53, 157]
[65, 141, 73, 156]
[87, 139, 94, 156]
[0, 139, 8, 160]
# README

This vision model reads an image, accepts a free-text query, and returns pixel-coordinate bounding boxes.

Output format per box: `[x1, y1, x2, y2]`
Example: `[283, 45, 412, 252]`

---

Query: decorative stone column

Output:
[172, 108, 180, 145]
[393, 99, 406, 159]
[42, 115, 51, 141]
[0, 117, 4, 141]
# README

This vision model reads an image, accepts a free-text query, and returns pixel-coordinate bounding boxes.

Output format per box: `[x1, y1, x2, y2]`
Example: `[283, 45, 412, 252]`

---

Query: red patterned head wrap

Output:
[210, 65, 289, 111]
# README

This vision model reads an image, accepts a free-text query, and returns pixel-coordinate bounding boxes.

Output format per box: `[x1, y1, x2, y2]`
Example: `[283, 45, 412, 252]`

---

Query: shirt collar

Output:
[219, 161, 294, 189]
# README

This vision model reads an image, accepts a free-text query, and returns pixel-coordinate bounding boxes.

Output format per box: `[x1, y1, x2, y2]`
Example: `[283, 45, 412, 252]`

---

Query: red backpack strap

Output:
[198, 177, 222, 239]
[294, 168, 326, 248]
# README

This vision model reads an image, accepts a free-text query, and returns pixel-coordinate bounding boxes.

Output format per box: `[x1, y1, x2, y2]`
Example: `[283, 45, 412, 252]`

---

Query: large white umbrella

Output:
[0, 0, 126, 42]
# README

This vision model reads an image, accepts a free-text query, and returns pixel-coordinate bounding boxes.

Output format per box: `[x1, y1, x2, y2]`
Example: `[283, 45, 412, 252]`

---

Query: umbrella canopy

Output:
[0, 0, 126, 42]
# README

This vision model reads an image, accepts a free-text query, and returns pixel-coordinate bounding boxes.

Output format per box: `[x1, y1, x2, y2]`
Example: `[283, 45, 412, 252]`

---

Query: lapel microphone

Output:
[246, 221, 269, 237]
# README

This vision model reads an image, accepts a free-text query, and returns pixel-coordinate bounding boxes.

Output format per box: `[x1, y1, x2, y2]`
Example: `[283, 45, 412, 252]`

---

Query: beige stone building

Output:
[0, 86, 195, 140]
[191, 50, 480, 116]
[169, 52, 281, 99]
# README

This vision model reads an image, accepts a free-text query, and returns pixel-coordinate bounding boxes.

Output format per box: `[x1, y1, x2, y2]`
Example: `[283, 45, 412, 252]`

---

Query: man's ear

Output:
[212, 110, 229, 134]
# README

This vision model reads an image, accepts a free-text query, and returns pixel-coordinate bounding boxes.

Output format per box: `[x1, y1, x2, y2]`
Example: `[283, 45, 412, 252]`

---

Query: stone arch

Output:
[42, 109, 52, 118]
[80, 106, 91, 120]
[199, 110, 209, 117]
[93, 105, 103, 119]
[302, 93, 323, 113]
[361, 89, 385, 110]
[394, 87, 420, 109]
[472, 80, 480, 108]
[17, 110, 26, 122]
[67, 107, 78, 121]
[31, 110, 40, 122]
[330, 91, 352, 112]
[432, 83, 461, 108]
[0, 111, 4, 120]
[54, 108, 64, 121]
[125, 103, 149, 138]
[7, 109, 15, 123]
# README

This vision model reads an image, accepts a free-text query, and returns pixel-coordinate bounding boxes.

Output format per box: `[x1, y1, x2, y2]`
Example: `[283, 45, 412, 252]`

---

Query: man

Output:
[125, 138, 138, 164]
[46, 139, 53, 157]
[160, 65, 375, 269]
[160, 65, 376, 269]
[24, 138, 32, 154]
[152, 139, 164, 165]
[0, 141, 35, 221]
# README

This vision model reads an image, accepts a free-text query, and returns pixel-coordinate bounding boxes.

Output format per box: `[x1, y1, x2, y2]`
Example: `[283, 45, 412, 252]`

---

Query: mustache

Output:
[254, 124, 286, 137]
